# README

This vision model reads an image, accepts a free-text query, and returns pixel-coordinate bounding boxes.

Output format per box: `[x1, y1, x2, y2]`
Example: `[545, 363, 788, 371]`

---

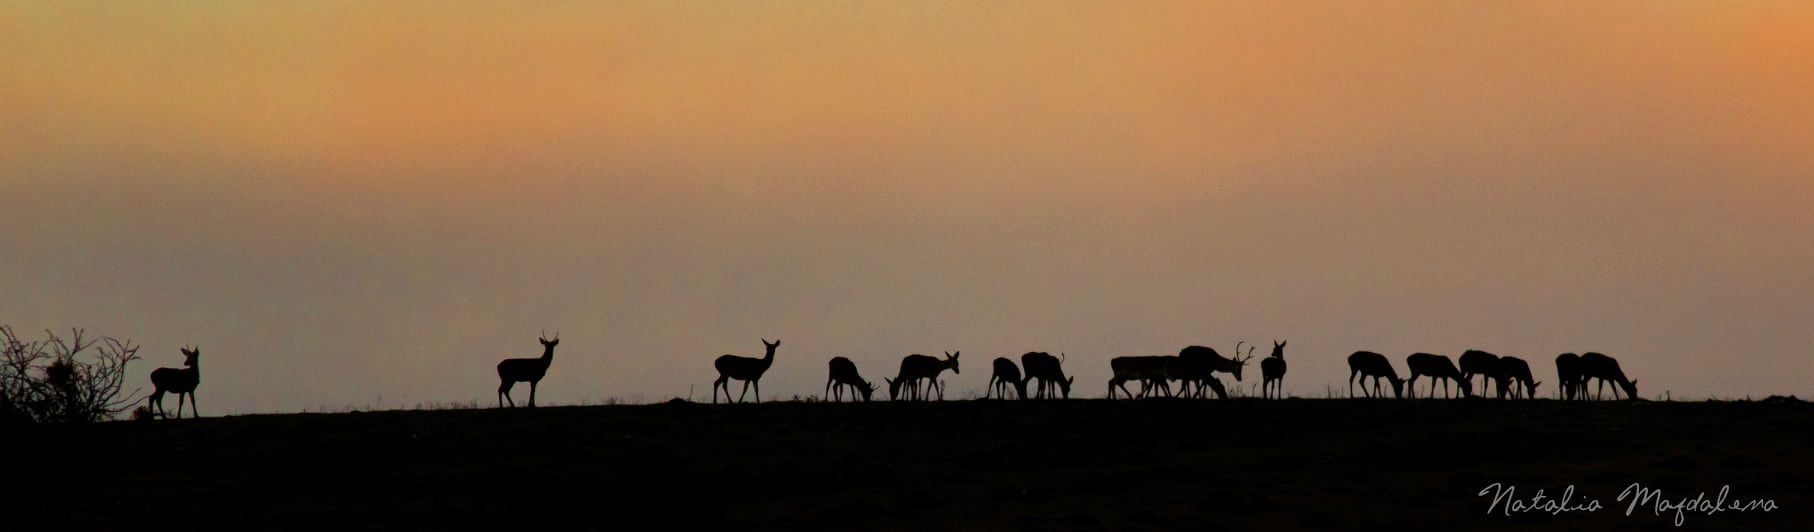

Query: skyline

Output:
[4, 2, 1812, 413]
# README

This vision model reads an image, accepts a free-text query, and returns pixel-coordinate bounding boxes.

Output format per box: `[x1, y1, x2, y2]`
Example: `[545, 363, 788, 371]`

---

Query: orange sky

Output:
[3, 2, 1812, 412]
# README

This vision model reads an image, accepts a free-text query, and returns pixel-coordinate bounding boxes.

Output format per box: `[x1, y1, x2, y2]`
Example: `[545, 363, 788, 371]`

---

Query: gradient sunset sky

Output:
[3, 2, 1811, 412]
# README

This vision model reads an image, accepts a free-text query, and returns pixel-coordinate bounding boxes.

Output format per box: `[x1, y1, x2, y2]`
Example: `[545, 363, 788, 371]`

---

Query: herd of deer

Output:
[1346, 349, 1640, 400]
[133, 332, 1644, 419]
[693, 337, 1641, 405]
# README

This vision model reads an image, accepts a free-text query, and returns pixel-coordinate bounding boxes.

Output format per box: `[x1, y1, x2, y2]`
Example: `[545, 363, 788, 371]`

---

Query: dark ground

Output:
[15, 399, 1811, 530]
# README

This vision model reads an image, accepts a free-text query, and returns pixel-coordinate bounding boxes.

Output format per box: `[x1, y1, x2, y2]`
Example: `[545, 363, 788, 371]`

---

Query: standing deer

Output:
[1579, 352, 1639, 400]
[893, 351, 960, 401]
[148, 345, 201, 419]
[1260, 340, 1287, 399]
[987, 357, 1026, 400]
[1494, 356, 1540, 399]
[712, 338, 779, 404]
[1406, 353, 1472, 398]
[1554, 353, 1584, 400]
[1347, 351, 1404, 399]
[1108, 356, 1174, 399]
[825, 356, 876, 402]
[1458, 349, 1501, 395]
[1020, 352, 1074, 399]
[496, 332, 559, 408]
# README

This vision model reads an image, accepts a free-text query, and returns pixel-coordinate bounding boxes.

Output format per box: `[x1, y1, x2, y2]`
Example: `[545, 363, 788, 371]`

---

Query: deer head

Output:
[763, 338, 780, 351]
[1623, 379, 1639, 399]
[885, 377, 900, 401]
[1059, 376, 1074, 399]
[539, 330, 560, 348]
[1271, 340, 1286, 359]
[944, 351, 960, 374]
[180, 345, 199, 366]
[858, 380, 876, 402]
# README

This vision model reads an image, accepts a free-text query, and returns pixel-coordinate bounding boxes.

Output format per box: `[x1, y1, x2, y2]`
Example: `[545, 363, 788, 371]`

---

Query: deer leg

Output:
[187, 393, 198, 418]
[174, 393, 186, 420]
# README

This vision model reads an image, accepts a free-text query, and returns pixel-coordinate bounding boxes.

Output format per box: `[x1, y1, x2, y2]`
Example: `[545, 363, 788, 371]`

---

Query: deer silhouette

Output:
[1347, 351, 1403, 399]
[712, 338, 779, 404]
[1406, 352, 1471, 399]
[1579, 352, 1639, 400]
[1494, 356, 1540, 399]
[496, 332, 559, 408]
[1108, 356, 1175, 399]
[825, 356, 876, 402]
[1458, 349, 1501, 395]
[1554, 353, 1584, 400]
[987, 357, 1026, 400]
[148, 345, 201, 419]
[892, 351, 959, 401]
[1177, 343, 1253, 398]
[1260, 340, 1287, 399]
[1020, 352, 1073, 399]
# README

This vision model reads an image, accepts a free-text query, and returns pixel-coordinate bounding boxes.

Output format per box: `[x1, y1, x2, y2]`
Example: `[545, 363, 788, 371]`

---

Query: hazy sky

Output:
[4, 2, 1811, 413]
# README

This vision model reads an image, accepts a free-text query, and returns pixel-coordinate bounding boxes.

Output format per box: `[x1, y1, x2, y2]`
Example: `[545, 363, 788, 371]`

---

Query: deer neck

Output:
[540, 345, 556, 366]
[760, 347, 776, 367]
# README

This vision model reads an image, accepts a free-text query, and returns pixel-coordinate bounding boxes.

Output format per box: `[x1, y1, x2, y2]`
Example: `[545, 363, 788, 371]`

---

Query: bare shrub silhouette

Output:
[1, 326, 143, 424]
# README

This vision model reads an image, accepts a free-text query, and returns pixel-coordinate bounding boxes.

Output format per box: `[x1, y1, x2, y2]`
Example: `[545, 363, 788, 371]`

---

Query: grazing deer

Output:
[893, 351, 960, 401]
[1108, 356, 1175, 399]
[496, 332, 559, 408]
[1406, 353, 1471, 399]
[1458, 349, 1501, 395]
[148, 345, 201, 419]
[1020, 352, 1074, 399]
[1260, 340, 1287, 399]
[1554, 353, 1584, 400]
[825, 356, 876, 402]
[987, 357, 1026, 400]
[712, 338, 779, 404]
[1177, 343, 1253, 398]
[1579, 352, 1639, 400]
[1494, 356, 1540, 399]
[1346, 351, 1404, 399]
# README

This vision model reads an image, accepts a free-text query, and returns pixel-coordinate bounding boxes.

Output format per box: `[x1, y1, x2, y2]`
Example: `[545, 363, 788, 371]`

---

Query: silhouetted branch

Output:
[0, 325, 143, 424]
